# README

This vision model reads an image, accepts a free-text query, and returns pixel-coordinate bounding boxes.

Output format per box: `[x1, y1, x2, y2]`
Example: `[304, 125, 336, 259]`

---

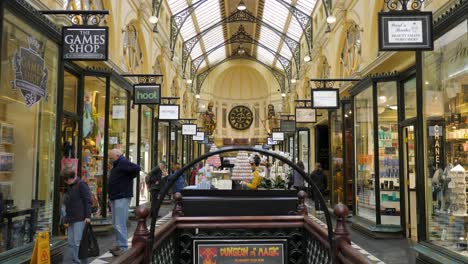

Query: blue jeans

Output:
[67, 221, 87, 264]
[111, 197, 130, 250]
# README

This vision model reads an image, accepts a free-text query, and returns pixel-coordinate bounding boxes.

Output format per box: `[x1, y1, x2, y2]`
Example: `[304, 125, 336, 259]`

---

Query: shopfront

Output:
[0, 0, 65, 260]
[414, 4, 468, 262]
[350, 69, 416, 237]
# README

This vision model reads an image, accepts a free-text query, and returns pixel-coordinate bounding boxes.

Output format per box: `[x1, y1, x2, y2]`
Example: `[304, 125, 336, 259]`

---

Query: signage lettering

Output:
[434, 125, 440, 169]
[134, 84, 161, 105]
[62, 27, 108, 60]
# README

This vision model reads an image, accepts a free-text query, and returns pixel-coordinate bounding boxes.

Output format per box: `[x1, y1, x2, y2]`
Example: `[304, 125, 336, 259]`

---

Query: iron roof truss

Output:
[189, 25, 293, 87]
[181, 9, 300, 77]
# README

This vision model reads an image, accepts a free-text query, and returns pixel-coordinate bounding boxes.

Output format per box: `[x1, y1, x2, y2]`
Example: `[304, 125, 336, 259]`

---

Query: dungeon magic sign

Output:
[194, 239, 286, 264]
[62, 26, 109, 60]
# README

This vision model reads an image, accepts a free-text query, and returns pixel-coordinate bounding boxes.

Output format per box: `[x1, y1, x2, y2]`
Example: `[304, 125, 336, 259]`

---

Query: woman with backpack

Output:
[62, 168, 91, 264]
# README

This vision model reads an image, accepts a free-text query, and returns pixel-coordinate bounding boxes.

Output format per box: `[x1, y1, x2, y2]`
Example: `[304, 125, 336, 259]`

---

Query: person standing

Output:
[146, 161, 169, 201]
[241, 155, 262, 190]
[108, 149, 141, 256]
[171, 162, 186, 193]
[62, 168, 91, 264]
[311, 163, 327, 212]
[292, 161, 306, 191]
[190, 162, 203, 185]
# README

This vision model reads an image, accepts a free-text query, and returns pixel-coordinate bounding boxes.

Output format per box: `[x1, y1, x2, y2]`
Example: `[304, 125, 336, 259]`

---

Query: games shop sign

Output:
[62, 26, 108, 60]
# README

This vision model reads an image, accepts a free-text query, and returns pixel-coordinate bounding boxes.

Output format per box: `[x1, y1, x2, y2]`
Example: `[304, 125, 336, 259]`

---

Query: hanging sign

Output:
[62, 26, 109, 60]
[311, 89, 339, 109]
[12, 37, 48, 107]
[133, 84, 161, 105]
[182, 124, 197, 135]
[112, 105, 126, 119]
[280, 120, 296, 132]
[272, 132, 284, 141]
[158, 105, 180, 120]
[193, 131, 205, 141]
[194, 239, 286, 264]
[295, 108, 317, 123]
[378, 12, 433, 51]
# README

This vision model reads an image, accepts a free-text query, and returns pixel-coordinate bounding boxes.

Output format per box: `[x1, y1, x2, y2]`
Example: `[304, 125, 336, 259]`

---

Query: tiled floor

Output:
[61, 202, 173, 264]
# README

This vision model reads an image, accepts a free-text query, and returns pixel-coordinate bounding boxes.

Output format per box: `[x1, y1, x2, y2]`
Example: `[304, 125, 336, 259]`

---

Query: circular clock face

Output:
[229, 105, 253, 130]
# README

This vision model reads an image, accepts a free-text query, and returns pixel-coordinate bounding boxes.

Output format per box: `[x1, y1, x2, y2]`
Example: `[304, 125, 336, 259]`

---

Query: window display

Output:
[139, 106, 153, 204]
[423, 20, 468, 257]
[377, 82, 400, 225]
[355, 86, 375, 222]
[82, 77, 106, 218]
[0, 10, 58, 251]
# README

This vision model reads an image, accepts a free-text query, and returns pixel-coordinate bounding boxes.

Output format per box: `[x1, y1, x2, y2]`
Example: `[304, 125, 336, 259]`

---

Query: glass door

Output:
[403, 125, 417, 241]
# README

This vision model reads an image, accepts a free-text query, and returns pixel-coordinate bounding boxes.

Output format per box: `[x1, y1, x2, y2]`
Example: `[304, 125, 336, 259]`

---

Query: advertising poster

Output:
[194, 239, 286, 264]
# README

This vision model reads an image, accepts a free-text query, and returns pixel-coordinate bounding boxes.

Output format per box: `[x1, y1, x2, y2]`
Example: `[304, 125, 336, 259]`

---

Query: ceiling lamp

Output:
[195, 94, 201, 99]
[326, 15, 336, 24]
[237, 0, 247, 11]
[149, 15, 158, 24]
[281, 93, 286, 97]
[291, 79, 297, 84]
[237, 46, 245, 55]
[186, 79, 193, 84]
[303, 55, 311, 62]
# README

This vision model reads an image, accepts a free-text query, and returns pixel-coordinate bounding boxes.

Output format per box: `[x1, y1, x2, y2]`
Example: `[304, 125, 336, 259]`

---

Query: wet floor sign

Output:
[30, 232, 50, 264]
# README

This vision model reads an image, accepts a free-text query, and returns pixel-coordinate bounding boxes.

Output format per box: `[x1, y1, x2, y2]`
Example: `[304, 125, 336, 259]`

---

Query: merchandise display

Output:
[206, 145, 222, 168]
[232, 151, 253, 180]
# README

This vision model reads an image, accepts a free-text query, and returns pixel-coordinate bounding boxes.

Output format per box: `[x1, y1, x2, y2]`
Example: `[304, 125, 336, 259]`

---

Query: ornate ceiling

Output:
[154, 0, 320, 88]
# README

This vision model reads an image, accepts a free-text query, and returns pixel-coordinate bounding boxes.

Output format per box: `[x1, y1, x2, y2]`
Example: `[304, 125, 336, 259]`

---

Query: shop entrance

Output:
[402, 124, 417, 241]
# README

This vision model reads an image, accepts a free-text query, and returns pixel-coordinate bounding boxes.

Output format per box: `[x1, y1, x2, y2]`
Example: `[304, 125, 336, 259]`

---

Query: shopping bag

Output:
[78, 223, 100, 258]
[30, 232, 50, 264]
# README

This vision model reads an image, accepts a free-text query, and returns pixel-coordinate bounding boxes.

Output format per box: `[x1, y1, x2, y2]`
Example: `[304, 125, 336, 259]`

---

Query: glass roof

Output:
[167, 0, 317, 73]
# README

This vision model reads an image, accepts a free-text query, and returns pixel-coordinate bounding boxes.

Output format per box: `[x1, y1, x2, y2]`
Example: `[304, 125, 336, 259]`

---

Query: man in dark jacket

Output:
[62, 168, 91, 264]
[311, 163, 327, 212]
[108, 149, 141, 256]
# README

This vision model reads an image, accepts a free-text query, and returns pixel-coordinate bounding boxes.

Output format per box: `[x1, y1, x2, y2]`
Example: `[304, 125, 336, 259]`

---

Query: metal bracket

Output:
[152, 0, 163, 32]
[121, 74, 163, 84]
[384, 0, 425, 11]
[39, 10, 109, 26]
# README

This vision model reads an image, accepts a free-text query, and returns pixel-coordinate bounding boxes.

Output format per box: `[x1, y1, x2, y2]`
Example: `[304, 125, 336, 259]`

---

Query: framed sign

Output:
[158, 105, 179, 120]
[378, 11, 433, 51]
[267, 137, 278, 145]
[194, 239, 287, 264]
[62, 26, 109, 60]
[134, 84, 161, 105]
[280, 120, 296, 132]
[112, 105, 126, 119]
[193, 131, 205, 141]
[272, 132, 284, 141]
[182, 124, 197, 135]
[295, 108, 317, 123]
[311, 88, 339, 109]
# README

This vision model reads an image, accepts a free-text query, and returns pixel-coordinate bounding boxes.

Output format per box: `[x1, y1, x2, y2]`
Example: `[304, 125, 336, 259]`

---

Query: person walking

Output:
[292, 161, 306, 191]
[311, 163, 327, 213]
[108, 149, 141, 256]
[190, 162, 203, 185]
[62, 168, 91, 264]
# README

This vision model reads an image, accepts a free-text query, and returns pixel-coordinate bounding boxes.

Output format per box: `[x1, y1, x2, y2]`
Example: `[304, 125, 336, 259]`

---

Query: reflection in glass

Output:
[355, 86, 375, 222]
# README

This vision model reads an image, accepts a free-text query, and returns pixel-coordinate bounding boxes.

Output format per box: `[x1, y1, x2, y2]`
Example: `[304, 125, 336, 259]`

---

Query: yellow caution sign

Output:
[30, 232, 50, 264]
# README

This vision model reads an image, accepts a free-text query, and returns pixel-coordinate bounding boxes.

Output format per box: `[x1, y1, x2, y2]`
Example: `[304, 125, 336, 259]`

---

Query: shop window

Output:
[123, 24, 143, 73]
[403, 77, 417, 120]
[330, 110, 343, 206]
[298, 130, 310, 174]
[0, 10, 58, 250]
[340, 24, 361, 78]
[139, 106, 153, 204]
[377, 82, 400, 225]
[129, 106, 138, 207]
[355, 85, 375, 222]
[423, 20, 467, 256]
[109, 83, 128, 154]
[82, 76, 106, 218]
